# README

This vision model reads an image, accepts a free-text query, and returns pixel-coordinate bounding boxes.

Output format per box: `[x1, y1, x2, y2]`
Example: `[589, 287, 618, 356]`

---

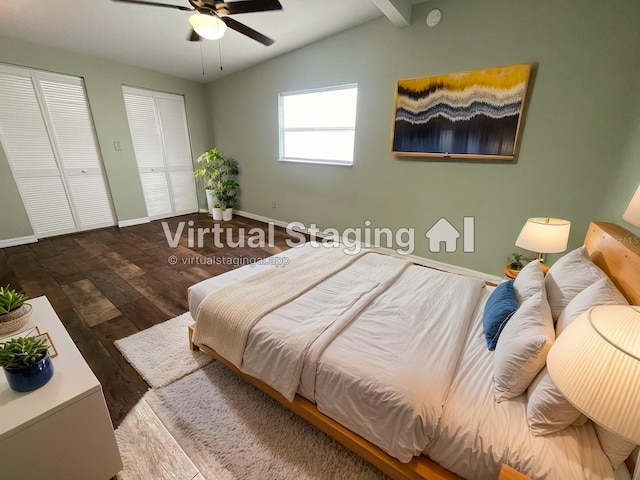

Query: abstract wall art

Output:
[391, 63, 533, 160]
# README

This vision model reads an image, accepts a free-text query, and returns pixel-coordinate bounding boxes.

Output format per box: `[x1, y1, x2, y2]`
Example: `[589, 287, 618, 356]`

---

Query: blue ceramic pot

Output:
[3, 352, 54, 392]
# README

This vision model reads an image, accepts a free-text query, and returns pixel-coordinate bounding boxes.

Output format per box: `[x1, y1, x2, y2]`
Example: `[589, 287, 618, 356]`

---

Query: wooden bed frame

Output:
[188, 221, 640, 480]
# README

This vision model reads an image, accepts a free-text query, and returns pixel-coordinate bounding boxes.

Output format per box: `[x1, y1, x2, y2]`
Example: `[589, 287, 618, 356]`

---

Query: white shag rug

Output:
[115, 314, 388, 480]
[115, 312, 212, 388]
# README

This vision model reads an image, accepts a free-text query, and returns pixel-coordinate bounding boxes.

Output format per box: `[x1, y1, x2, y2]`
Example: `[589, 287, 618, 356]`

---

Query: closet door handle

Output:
[81, 169, 87, 173]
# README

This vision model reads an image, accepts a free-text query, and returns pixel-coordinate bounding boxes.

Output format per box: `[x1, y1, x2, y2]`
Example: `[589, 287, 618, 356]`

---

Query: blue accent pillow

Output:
[483, 280, 518, 350]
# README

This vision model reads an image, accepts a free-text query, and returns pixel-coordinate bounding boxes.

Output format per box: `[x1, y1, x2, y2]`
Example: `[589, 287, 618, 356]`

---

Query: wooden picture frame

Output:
[0, 326, 58, 358]
[36, 331, 58, 358]
[391, 63, 533, 160]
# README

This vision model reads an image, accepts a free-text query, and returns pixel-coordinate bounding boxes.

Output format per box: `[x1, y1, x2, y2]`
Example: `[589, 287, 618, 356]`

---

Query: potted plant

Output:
[193, 148, 240, 219]
[0, 285, 32, 335]
[216, 178, 239, 221]
[0, 336, 54, 392]
[507, 252, 533, 272]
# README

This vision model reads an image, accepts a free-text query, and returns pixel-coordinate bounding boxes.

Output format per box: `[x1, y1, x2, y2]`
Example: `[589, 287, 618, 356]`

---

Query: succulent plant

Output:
[0, 285, 28, 314]
[0, 336, 50, 369]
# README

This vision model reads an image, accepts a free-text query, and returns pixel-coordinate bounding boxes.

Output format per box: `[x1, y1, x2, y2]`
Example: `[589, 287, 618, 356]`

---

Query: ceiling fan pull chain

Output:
[200, 42, 205, 76]
[218, 40, 224, 71]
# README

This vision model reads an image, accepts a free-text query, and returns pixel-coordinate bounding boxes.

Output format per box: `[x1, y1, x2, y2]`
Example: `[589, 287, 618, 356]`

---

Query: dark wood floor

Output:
[0, 213, 298, 427]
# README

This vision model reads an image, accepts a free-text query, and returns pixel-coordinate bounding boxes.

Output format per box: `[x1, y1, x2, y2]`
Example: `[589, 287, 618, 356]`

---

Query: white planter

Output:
[222, 208, 233, 221]
[205, 189, 217, 217]
[212, 207, 223, 221]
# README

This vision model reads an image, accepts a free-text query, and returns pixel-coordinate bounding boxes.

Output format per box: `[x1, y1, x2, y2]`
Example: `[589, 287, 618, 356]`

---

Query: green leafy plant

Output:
[194, 149, 239, 189]
[215, 179, 240, 211]
[194, 148, 240, 210]
[0, 285, 28, 314]
[507, 252, 533, 271]
[0, 336, 50, 369]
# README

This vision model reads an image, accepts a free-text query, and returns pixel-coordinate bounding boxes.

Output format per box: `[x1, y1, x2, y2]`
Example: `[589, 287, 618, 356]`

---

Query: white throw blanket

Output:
[192, 246, 367, 368]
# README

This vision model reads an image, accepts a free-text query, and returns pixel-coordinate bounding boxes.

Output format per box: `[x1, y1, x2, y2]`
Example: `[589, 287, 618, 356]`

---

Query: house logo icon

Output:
[425, 217, 475, 253]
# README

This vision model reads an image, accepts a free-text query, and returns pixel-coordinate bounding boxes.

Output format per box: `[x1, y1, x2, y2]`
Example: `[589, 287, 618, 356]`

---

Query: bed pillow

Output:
[594, 424, 637, 470]
[526, 366, 587, 435]
[555, 277, 628, 336]
[483, 280, 518, 350]
[493, 290, 554, 402]
[526, 278, 628, 436]
[513, 259, 544, 305]
[545, 246, 608, 321]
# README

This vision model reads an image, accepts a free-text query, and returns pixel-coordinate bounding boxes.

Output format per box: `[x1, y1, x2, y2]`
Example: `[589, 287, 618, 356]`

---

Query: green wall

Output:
[598, 109, 640, 236]
[0, 37, 213, 241]
[206, 0, 640, 276]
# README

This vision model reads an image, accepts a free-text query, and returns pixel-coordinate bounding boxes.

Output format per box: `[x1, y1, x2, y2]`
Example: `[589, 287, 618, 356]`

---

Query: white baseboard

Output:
[234, 210, 501, 284]
[118, 217, 150, 228]
[235, 210, 289, 229]
[0, 235, 38, 249]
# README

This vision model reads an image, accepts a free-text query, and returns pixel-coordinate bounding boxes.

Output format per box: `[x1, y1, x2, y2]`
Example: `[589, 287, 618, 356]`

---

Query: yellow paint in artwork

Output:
[398, 64, 531, 93]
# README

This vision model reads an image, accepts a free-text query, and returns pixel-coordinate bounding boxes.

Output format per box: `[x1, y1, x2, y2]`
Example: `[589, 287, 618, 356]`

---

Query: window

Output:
[278, 84, 358, 166]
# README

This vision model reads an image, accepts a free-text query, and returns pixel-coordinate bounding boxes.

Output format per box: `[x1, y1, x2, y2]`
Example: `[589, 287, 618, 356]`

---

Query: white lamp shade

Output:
[515, 217, 571, 254]
[623, 184, 640, 228]
[547, 305, 640, 444]
[189, 13, 227, 40]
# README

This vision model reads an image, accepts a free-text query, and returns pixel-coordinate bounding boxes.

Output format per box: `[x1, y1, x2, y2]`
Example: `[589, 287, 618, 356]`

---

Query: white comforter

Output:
[242, 250, 485, 462]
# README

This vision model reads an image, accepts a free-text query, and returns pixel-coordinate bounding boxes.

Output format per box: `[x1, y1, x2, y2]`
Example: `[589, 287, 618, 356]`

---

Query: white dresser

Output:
[0, 296, 122, 479]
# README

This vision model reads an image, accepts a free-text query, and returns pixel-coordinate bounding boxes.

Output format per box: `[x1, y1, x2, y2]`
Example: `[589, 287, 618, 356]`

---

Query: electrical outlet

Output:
[113, 141, 122, 151]
[271, 201, 276, 209]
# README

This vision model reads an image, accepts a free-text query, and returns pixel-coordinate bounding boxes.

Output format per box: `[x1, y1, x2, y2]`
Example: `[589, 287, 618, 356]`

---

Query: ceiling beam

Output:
[371, 0, 412, 27]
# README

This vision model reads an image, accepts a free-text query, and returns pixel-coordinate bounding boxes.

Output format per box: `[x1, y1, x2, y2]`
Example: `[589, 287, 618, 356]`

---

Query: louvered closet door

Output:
[37, 73, 115, 231]
[0, 65, 115, 238]
[0, 66, 77, 237]
[156, 94, 198, 215]
[123, 87, 197, 221]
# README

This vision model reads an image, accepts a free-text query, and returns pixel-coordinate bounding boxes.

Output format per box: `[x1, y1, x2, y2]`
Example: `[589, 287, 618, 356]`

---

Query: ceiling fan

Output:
[112, 0, 283, 46]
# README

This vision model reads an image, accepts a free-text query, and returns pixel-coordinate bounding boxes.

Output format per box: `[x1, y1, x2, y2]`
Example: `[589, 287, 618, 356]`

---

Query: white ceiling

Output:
[0, 0, 429, 83]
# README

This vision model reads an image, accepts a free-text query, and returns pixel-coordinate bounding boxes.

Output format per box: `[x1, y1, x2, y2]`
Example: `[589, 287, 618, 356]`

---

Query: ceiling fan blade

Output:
[188, 29, 202, 41]
[111, 0, 193, 11]
[214, 0, 282, 15]
[220, 16, 274, 46]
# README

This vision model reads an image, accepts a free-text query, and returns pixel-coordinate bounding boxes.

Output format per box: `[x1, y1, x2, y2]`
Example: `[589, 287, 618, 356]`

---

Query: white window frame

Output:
[278, 84, 358, 166]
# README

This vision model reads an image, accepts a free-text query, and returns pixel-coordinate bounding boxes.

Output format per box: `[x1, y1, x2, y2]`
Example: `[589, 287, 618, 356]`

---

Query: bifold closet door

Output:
[0, 64, 115, 238]
[37, 75, 115, 232]
[122, 86, 197, 220]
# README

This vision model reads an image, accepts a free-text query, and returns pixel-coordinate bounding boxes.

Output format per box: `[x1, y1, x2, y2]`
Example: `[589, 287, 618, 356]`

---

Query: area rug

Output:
[115, 312, 212, 388]
[115, 314, 388, 480]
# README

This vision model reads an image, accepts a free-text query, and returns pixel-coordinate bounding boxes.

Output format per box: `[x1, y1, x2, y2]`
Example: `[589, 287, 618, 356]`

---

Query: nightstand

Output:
[0, 296, 122, 479]
[504, 265, 520, 279]
[504, 262, 549, 278]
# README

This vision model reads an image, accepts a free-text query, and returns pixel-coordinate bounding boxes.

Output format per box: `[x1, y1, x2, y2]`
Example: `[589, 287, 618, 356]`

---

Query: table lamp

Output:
[547, 305, 640, 445]
[623, 184, 640, 228]
[515, 217, 571, 261]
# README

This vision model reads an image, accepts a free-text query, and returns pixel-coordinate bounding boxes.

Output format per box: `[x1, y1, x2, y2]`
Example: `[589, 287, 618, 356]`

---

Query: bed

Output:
[187, 221, 640, 480]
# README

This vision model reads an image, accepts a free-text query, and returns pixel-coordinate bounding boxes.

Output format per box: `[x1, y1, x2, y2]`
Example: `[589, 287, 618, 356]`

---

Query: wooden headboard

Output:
[584, 221, 640, 305]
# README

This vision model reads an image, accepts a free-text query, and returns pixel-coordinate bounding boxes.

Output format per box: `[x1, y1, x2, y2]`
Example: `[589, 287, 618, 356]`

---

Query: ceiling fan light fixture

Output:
[189, 13, 227, 40]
